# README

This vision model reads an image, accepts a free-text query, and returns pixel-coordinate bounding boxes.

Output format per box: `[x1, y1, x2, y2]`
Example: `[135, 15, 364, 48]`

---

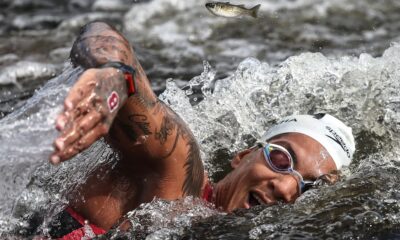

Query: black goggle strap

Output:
[99, 61, 137, 97]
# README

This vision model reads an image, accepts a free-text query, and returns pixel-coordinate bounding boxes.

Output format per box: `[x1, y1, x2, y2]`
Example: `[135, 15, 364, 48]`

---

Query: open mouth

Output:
[248, 192, 267, 207]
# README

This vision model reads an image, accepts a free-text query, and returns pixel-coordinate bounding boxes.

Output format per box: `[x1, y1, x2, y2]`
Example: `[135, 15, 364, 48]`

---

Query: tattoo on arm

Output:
[117, 114, 152, 143]
[153, 101, 204, 196]
[182, 139, 204, 196]
[155, 116, 174, 145]
[70, 24, 133, 69]
[132, 91, 157, 110]
[111, 44, 129, 62]
[128, 114, 152, 135]
[79, 35, 131, 52]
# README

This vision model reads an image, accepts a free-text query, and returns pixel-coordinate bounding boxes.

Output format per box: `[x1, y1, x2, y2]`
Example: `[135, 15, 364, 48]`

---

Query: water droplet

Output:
[185, 89, 193, 96]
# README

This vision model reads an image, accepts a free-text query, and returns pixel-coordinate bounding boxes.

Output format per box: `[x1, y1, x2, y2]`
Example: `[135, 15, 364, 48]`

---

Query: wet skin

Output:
[50, 22, 336, 231]
[213, 133, 337, 212]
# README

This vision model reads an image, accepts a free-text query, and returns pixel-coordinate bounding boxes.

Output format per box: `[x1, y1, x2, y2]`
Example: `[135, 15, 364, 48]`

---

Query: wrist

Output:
[99, 61, 137, 97]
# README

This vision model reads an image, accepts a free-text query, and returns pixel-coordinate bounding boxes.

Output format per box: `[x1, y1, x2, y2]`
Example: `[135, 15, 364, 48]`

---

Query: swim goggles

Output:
[256, 142, 315, 194]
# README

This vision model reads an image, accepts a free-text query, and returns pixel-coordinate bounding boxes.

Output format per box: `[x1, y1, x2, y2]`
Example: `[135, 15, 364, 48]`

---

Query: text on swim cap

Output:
[325, 126, 351, 158]
[277, 118, 297, 124]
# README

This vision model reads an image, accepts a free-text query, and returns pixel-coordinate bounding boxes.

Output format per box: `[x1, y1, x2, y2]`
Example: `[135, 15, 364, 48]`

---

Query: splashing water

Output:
[0, 65, 77, 235]
[160, 44, 400, 178]
[1, 47, 400, 239]
[0, 65, 121, 237]
[2, 42, 400, 237]
[139, 44, 400, 238]
[1, 0, 400, 238]
[98, 197, 219, 239]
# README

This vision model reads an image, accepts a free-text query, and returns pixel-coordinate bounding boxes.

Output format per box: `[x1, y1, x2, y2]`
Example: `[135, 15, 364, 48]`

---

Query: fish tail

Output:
[250, 4, 261, 18]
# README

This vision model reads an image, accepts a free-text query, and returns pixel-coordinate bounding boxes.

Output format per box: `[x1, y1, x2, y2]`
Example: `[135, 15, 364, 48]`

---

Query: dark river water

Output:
[0, 0, 400, 239]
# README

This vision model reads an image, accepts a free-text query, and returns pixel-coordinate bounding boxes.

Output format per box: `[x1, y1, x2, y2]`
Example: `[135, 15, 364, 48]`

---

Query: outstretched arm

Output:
[51, 22, 204, 197]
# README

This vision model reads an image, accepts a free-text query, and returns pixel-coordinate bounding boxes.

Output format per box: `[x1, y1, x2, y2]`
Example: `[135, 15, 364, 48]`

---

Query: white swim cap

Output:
[260, 114, 355, 169]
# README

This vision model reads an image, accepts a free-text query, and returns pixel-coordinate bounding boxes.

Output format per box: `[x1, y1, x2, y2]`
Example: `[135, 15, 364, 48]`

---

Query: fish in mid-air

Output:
[205, 2, 261, 18]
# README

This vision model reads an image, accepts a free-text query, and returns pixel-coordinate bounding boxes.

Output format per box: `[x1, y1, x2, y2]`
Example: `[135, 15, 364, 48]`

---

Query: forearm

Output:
[69, 22, 177, 158]
[69, 21, 158, 106]
[70, 22, 134, 68]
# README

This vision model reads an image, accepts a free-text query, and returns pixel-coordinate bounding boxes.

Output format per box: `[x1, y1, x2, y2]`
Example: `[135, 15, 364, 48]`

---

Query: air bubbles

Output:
[185, 89, 193, 96]
[83, 219, 96, 239]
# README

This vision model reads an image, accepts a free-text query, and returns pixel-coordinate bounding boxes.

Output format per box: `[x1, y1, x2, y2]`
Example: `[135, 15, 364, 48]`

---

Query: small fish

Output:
[205, 2, 261, 18]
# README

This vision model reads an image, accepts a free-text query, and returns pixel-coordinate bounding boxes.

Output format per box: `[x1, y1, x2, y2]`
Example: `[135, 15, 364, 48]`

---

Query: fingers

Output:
[50, 68, 122, 164]
[52, 95, 105, 164]
[51, 123, 108, 164]
[56, 93, 102, 131]
[56, 70, 99, 132]
[54, 110, 103, 151]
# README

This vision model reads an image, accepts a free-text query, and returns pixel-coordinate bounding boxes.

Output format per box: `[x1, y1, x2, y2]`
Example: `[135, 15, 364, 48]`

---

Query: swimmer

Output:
[47, 22, 355, 239]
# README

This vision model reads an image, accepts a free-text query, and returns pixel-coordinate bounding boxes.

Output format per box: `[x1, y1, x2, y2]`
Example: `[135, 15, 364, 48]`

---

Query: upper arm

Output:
[109, 99, 205, 197]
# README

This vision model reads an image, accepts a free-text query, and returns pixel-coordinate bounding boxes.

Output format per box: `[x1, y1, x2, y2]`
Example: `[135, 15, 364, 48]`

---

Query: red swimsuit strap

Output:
[202, 182, 213, 203]
[60, 186, 213, 239]
[65, 207, 106, 235]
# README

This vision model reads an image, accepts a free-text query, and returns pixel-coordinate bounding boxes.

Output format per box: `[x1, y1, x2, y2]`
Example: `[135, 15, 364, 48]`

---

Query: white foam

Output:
[0, 61, 58, 86]
[160, 44, 400, 176]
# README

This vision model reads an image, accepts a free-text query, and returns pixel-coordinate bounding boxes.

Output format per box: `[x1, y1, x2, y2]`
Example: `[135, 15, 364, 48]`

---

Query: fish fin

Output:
[250, 4, 261, 18]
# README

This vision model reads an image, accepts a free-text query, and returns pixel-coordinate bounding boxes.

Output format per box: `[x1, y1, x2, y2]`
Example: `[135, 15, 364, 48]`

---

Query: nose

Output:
[267, 175, 299, 202]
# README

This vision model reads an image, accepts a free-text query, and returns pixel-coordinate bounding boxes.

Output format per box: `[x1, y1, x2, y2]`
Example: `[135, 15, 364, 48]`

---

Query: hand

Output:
[50, 68, 128, 164]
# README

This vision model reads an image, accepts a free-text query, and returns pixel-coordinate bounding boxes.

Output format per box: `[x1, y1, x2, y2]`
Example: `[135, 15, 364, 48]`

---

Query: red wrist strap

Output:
[99, 61, 137, 96]
[124, 71, 136, 96]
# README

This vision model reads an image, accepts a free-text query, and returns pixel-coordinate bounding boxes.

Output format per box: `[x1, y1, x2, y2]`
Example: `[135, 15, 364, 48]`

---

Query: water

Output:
[0, 0, 400, 239]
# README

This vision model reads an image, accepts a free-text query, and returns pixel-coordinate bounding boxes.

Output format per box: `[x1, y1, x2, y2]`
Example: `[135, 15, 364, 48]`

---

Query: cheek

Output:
[233, 151, 277, 185]
[242, 162, 276, 186]
[225, 162, 259, 187]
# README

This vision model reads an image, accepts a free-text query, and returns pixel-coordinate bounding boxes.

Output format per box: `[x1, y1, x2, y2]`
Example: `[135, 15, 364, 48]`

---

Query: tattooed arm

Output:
[51, 22, 204, 197]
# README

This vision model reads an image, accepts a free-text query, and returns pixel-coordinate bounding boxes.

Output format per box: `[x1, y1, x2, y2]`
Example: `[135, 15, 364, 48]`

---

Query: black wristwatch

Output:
[100, 61, 137, 96]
